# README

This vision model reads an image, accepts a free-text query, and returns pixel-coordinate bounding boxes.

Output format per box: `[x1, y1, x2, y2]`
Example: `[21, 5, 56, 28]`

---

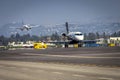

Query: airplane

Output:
[17, 23, 39, 31]
[62, 22, 98, 48]
[9, 21, 39, 31]
[16, 24, 32, 31]
[62, 22, 84, 44]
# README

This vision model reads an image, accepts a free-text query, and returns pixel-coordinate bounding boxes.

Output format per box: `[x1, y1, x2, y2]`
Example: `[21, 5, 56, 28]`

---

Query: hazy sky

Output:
[0, 0, 120, 26]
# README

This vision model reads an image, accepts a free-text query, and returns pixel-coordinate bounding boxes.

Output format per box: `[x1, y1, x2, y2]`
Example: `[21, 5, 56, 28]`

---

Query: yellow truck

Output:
[108, 43, 115, 47]
[34, 42, 47, 49]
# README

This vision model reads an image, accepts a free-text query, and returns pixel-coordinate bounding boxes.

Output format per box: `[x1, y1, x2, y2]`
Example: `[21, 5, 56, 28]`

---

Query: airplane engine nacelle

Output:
[62, 33, 67, 37]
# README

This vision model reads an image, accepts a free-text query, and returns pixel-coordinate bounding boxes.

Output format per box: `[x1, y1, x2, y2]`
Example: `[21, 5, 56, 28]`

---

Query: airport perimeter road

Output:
[0, 47, 120, 67]
[0, 61, 120, 80]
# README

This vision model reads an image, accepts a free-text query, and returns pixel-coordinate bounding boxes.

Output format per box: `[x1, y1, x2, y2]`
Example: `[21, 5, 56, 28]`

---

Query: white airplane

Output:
[9, 21, 39, 31]
[17, 24, 39, 31]
[17, 24, 31, 31]
[68, 32, 84, 41]
[62, 22, 84, 44]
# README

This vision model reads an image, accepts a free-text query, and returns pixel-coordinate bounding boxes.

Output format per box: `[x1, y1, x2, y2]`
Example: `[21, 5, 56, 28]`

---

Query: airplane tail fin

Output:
[65, 22, 69, 34]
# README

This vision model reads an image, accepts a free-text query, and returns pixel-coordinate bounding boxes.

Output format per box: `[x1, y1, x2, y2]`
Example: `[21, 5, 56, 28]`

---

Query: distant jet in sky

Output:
[17, 24, 32, 31]
[9, 21, 39, 31]
[17, 21, 39, 31]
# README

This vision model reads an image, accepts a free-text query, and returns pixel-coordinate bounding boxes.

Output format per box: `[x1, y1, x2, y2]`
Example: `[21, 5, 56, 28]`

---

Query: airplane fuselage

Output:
[68, 32, 84, 41]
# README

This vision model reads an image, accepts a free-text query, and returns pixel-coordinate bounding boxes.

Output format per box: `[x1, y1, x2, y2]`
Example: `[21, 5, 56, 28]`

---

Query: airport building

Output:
[8, 41, 34, 48]
[109, 37, 120, 46]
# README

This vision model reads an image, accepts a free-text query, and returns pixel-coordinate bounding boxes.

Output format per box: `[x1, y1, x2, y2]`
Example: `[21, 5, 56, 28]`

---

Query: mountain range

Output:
[0, 22, 120, 37]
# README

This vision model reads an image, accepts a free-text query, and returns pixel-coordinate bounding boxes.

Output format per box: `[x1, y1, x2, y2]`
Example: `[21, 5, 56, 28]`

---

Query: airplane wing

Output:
[16, 27, 24, 31]
[30, 25, 40, 28]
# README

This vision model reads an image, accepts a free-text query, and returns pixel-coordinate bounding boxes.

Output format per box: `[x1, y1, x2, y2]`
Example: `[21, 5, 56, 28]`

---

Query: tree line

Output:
[0, 31, 120, 46]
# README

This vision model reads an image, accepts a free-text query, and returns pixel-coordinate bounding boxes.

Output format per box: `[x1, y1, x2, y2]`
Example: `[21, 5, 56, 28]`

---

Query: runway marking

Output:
[19, 53, 120, 59]
[43, 54, 120, 59]
[52, 71, 63, 75]
[72, 74, 86, 77]
[97, 77, 113, 80]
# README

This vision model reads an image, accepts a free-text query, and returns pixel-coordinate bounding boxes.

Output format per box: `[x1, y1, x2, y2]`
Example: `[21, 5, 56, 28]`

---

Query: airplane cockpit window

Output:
[75, 34, 83, 35]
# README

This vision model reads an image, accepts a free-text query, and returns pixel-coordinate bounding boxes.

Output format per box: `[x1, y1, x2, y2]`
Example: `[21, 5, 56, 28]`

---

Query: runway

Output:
[0, 47, 120, 80]
[0, 47, 120, 67]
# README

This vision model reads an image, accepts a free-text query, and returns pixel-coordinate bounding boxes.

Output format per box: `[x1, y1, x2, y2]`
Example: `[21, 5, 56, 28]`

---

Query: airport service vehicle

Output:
[34, 42, 47, 49]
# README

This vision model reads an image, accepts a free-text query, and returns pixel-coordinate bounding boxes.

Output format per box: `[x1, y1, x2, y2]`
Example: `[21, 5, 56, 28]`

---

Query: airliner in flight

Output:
[17, 23, 39, 31]
[9, 21, 39, 31]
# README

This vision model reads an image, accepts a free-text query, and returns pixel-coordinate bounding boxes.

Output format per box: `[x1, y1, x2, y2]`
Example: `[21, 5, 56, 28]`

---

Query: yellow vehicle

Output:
[108, 43, 115, 47]
[34, 42, 47, 49]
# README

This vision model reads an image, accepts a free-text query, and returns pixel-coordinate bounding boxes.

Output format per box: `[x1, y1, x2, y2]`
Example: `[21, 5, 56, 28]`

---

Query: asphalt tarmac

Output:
[0, 47, 120, 80]
[0, 47, 120, 67]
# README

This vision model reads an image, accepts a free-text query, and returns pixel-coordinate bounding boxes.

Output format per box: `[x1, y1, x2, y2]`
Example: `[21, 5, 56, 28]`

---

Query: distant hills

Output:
[0, 22, 120, 37]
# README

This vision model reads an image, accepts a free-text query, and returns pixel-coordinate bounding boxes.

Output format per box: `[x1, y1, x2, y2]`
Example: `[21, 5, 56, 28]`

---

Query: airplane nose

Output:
[75, 35, 84, 40]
